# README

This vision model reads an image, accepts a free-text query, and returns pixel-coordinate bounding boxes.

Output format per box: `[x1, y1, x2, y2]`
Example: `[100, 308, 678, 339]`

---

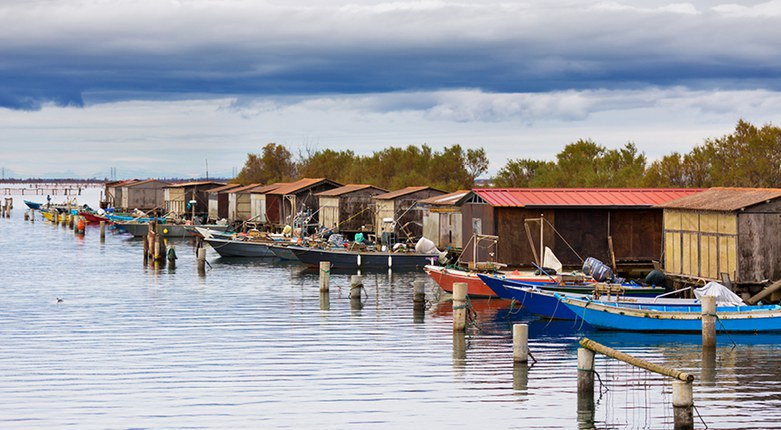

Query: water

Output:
[2, 187, 781, 429]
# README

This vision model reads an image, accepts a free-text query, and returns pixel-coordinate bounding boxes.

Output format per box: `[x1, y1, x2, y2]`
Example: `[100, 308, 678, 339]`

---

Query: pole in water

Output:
[319, 261, 330, 292]
[413, 280, 425, 304]
[167, 245, 177, 269]
[577, 347, 596, 396]
[701, 295, 716, 348]
[197, 247, 206, 273]
[99, 221, 106, 241]
[350, 275, 363, 310]
[513, 324, 529, 363]
[672, 380, 694, 430]
[452, 282, 467, 332]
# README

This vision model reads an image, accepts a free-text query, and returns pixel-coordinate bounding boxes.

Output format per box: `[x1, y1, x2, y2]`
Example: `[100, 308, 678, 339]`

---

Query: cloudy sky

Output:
[1, 0, 780, 179]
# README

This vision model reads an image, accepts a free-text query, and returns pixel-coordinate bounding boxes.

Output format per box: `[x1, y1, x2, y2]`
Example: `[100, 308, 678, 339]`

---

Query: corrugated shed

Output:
[419, 190, 471, 205]
[473, 188, 704, 208]
[657, 187, 781, 212]
[316, 184, 387, 197]
[375, 186, 443, 200]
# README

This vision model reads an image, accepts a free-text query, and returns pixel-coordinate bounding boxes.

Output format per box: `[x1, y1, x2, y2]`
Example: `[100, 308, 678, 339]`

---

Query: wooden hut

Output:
[373, 186, 446, 244]
[461, 188, 703, 271]
[102, 179, 138, 209]
[227, 183, 261, 223]
[658, 187, 781, 291]
[207, 184, 242, 221]
[121, 179, 170, 212]
[164, 181, 225, 219]
[316, 184, 388, 236]
[264, 178, 342, 228]
[420, 190, 470, 250]
[249, 183, 288, 225]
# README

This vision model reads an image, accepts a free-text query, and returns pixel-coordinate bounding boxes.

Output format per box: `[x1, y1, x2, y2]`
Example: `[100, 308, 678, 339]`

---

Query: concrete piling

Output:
[513, 324, 529, 363]
[701, 295, 716, 347]
[672, 380, 694, 430]
[577, 347, 596, 396]
[452, 282, 467, 332]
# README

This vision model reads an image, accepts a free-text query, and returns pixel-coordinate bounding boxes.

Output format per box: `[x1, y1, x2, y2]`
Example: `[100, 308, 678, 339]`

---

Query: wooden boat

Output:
[287, 245, 439, 270]
[424, 264, 594, 298]
[78, 211, 111, 224]
[204, 237, 276, 257]
[116, 221, 229, 238]
[479, 274, 693, 320]
[268, 243, 300, 261]
[24, 200, 43, 210]
[557, 296, 781, 332]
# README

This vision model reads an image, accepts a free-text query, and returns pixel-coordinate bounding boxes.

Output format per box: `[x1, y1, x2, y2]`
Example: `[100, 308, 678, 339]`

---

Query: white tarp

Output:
[694, 281, 746, 306]
[415, 237, 439, 254]
[542, 246, 563, 274]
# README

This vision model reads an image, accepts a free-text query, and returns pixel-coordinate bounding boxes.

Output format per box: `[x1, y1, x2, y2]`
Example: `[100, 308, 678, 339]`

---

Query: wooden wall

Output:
[738, 200, 781, 283]
[663, 209, 738, 282]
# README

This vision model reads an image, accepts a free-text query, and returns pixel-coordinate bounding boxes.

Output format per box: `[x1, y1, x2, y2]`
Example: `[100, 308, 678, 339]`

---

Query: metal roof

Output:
[316, 184, 388, 197]
[473, 188, 704, 208]
[419, 190, 471, 205]
[267, 178, 341, 195]
[248, 182, 289, 194]
[657, 187, 781, 212]
[374, 186, 444, 200]
[165, 181, 226, 188]
[230, 183, 262, 194]
[207, 184, 243, 194]
[125, 179, 171, 188]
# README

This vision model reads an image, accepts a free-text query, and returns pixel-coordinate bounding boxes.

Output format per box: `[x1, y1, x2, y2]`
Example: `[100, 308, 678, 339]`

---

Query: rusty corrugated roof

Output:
[374, 186, 445, 200]
[207, 184, 243, 194]
[657, 187, 781, 212]
[267, 178, 341, 195]
[419, 190, 471, 205]
[249, 182, 289, 194]
[230, 183, 262, 194]
[166, 181, 225, 188]
[473, 188, 704, 208]
[316, 184, 388, 197]
[125, 179, 171, 188]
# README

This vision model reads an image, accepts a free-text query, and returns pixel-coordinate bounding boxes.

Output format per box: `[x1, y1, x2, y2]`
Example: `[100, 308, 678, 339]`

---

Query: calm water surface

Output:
[1, 188, 781, 429]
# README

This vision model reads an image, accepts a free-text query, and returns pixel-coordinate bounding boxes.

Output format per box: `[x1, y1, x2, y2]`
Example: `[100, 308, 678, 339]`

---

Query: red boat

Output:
[79, 211, 111, 224]
[424, 265, 594, 298]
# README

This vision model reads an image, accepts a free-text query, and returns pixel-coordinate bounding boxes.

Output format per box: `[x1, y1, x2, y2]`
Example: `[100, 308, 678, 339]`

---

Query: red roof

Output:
[473, 188, 704, 208]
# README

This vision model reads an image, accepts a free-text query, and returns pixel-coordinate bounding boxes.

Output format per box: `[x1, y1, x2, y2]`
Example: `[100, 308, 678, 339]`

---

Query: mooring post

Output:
[672, 380, 694, 430]
[24, 210, 29, 221]
[577, 347, 596, 395]
[320, 291, 330, 311]
[513, 323, 529, 363]
[99, 221, 106, 241]
[350, 275, 363, 298]
[319, 261, 330, 292]
[167, 245, 176, 269]
[701, 295, 716, 347]
[413, 280, 426, 304]
[452, 282, 467, 332]
[143, 235, 149, 264]
[197, 247, 206, 273]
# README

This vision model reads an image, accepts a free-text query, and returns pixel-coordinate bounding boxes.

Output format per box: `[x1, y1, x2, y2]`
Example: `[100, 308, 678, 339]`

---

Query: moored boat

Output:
[116, 221, 229, 238]
[557, 295, 781, 332]
[287, 245, 439, 270]
[204, 237, 276, 257]
[24, 200, 43, 210]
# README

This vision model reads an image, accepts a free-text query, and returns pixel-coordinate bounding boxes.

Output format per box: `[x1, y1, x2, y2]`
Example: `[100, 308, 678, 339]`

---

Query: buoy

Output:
[77, 218, 85, 231]
[163, 228, 169, 234]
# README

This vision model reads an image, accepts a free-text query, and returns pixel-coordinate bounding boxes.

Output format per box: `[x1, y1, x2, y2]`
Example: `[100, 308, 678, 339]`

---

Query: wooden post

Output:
[99, 221, 106, 241]
[701, 295, 716, 347]
[167, 245, 176, 269]
[143, 235, 149, 264]
[513, 323, 529, 363]
[350, 275, 363, 310]
[320, 291, 330, 311]
[319, 261, 330, 292]
[197, 247, 206, 273]
[413, 280, 426, 304]
[24, 210, 29, 221]
[672, 380, 694, 430]
[452, 282, 467, 332]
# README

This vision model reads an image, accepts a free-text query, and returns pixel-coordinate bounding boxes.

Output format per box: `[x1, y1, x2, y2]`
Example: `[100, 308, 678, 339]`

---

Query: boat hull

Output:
[288, 246, 438, 270]
[559, 298, 781, 332]
[204, 237, 276, 257]
[117, 222, 229, 238]
[268, 244, 299, 261]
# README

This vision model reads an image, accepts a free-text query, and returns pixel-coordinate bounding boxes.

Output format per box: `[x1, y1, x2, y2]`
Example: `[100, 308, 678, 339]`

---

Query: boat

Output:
[78, 211, 111, 224]
[24, 200, 43, 210]
[424, 264, 594, 298]
[557, 295, 781, 333]
[204, 237, 276, 257]
[116, 221, 230, 238]
[479, 273, 694, 320]
[268, 243, 300, 261]
[286, 245, 440, 270]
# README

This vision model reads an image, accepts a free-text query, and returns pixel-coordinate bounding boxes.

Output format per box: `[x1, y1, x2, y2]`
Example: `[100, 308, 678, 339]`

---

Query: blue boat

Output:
[557, 296, 781, 333]
[24, 200, 43, 210]
[478, 274, 695, 320]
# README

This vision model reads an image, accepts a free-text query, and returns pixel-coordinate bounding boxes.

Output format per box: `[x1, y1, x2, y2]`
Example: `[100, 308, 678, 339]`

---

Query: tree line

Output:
[235, 119, 781, 191]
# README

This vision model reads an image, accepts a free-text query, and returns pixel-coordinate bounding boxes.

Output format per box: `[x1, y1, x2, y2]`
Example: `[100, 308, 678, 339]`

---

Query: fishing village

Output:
[3, 171, 781, 429]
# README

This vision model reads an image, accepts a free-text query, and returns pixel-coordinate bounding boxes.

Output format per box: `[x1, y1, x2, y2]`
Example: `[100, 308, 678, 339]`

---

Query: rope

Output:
[543, 218, 585, 263]
[693, 404, 710, 429]
[711, 314, 738, 349]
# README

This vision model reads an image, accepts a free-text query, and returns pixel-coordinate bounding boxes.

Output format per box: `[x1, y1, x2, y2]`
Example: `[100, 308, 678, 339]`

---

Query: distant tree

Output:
[297, 148, 357, 183]
[642, 153, 687, 187]
[492, 159, 554, 187]
[235, 143, 296, 184]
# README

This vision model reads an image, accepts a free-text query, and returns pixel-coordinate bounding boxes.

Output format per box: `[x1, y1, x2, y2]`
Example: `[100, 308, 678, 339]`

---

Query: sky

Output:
[1, 0, 780, 179]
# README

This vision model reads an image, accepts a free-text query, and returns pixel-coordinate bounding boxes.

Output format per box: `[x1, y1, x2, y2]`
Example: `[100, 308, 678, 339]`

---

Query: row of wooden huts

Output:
[103, 180, 781, 295]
